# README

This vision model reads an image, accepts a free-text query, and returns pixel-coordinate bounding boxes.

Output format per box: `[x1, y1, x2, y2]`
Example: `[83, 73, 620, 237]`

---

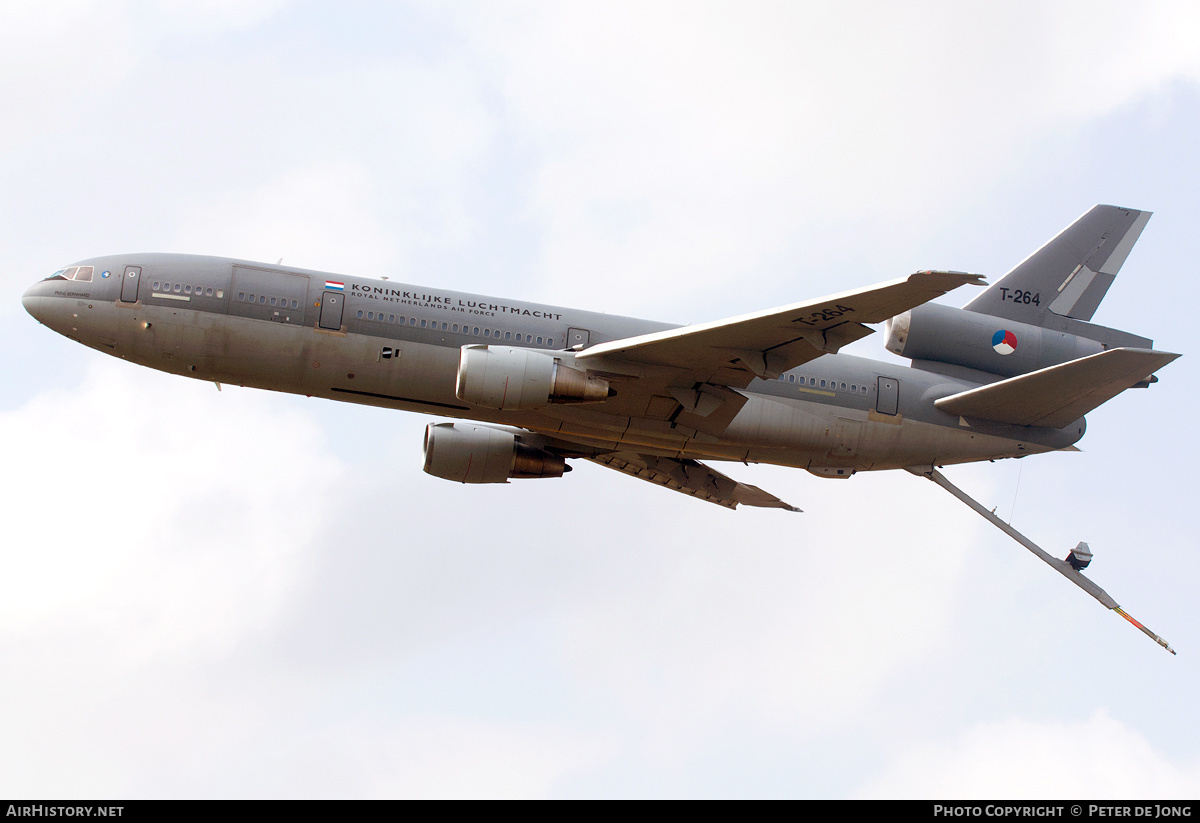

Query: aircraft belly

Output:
[723, 394, 853, 450]
[721, 393, 1055, 470]
[104, 307, 464, 411]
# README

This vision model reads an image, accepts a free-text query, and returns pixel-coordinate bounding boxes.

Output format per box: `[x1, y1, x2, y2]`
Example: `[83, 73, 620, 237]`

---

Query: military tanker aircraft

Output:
[22, 205, 1178, 651]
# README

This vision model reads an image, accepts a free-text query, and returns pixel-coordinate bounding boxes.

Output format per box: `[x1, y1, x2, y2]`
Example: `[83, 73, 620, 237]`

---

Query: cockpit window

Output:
[46, 266, 94, 281]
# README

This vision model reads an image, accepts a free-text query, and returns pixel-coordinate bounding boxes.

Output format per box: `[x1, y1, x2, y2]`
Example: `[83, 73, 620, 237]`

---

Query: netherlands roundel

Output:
[992, 329, 1018, 355]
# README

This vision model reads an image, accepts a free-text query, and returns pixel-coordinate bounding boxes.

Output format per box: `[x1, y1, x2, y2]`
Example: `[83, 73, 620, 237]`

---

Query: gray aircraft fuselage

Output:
[22, 253, 1080, 477]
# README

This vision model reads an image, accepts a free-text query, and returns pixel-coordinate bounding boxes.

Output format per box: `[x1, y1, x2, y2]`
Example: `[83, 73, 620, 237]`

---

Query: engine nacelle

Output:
[456, 345, 610, 410]
[422, 422, 569, 484]
[885, 303, 1107, 379]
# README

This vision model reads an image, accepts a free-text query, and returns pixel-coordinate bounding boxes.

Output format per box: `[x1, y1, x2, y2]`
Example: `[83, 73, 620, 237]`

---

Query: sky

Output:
[2, 0, 1199, 799]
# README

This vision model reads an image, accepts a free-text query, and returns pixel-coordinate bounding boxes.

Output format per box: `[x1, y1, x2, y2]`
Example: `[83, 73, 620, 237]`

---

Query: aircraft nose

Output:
[22, 276, 71, 329]
[22, 281, 46, 324]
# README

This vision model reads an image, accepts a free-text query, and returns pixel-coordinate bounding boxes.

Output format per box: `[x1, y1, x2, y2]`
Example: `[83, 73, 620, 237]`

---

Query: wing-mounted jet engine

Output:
[422, 422, 570, 483]
[456, 345, 610, 410]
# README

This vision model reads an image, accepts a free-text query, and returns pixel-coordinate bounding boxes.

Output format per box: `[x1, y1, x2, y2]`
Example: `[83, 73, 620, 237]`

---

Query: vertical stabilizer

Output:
[964, 205, 1151, 324]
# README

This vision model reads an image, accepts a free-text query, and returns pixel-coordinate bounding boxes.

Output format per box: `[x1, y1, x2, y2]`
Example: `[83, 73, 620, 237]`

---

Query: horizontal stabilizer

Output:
[588, 452, 800, 511]
[934, 347, 1180, 428]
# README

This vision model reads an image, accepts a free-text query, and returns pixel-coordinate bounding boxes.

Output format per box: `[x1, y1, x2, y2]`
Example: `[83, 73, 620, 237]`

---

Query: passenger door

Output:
[120, 266, 141, 303]
[319, 291, 345, 330]
[876, 376, 899, 415]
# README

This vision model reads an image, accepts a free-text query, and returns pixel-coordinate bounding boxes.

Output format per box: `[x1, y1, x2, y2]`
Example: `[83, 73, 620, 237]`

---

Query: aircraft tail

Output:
[963, 204, 1151, 324]
[885, 205, 1167, 386]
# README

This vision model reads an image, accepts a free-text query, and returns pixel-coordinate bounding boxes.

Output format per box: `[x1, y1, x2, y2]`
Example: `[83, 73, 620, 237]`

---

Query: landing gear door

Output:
[319, 291, 344, 331]
[120, 266, 141, 303]
[876, 376, 899, 415]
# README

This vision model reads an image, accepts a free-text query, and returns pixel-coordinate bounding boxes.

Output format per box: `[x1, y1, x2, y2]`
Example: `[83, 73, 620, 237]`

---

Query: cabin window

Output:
[207, 288, 214, 297]
[473, 327, 480, 335]
[356, 310, 364, 318]
[216, 290, 223, 298]
[389, 315, 395, 323]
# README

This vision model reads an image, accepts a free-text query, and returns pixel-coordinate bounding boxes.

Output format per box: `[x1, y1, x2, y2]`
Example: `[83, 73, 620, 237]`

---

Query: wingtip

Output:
[910, 270, 989, 289]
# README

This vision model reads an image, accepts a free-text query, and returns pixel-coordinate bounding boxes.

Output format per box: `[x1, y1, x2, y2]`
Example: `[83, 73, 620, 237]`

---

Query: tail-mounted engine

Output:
[422, 422, 569, 484]
[885, 303, 1127, 379]
[456, 345, 610, 410]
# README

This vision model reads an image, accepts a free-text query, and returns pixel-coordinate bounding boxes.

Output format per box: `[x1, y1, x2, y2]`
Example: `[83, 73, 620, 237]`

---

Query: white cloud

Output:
[322, 716, 614, 799]
[144, 0, 294, 32]
[0, 0, 136, 154]
[0, 359, 343, 660]
[556, 469, 985, 758]
[859, 710, 1200, 798]
[451, 2, 1200, 312]
[173, 160, 400, 274]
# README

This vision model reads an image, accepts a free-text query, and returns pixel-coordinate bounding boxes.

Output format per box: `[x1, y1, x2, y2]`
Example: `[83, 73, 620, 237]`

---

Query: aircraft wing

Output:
[576, 271, 984, 387]
[588, 452, 801, 512]
[935, 347, 1181, 428]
